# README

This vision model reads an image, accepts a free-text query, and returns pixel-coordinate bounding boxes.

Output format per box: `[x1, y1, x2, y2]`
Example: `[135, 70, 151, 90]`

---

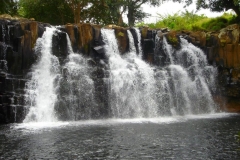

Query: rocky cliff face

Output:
[0, 17, 48, 123]
[0, 16, 239, 124]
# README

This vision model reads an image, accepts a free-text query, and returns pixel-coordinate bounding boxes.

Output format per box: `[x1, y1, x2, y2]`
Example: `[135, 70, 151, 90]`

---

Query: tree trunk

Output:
[74, 9, 81, 23]
[127, 9, 135, 26]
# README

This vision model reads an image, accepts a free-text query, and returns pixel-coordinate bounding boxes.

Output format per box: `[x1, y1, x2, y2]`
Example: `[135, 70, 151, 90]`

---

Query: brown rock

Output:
[141, 27, 149, 39]
[65, 24, 76, 46]
[29, 21, 38, 48]
[114, 28, 128, 54]
[189, 31, 206, 46]
[77, 23, 93, 53]
[218, 24, 240, 45]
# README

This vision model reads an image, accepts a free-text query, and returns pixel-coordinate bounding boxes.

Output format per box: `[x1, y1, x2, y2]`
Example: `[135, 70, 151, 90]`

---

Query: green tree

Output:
[18, 0, 113, 25]
[0, 0, 18, 15]
[18, 0, 73, 24]
[82, 0, 111, 24]
[182, 0, 240, 18]
[107, 0, 160, 26]
[126, 0, 159, 26]
[18, 0, 162, 26]
[65, 0, 90, 23]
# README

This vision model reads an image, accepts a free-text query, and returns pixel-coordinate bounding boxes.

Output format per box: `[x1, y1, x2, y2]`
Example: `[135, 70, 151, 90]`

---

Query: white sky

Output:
[123, 1, 233, 24]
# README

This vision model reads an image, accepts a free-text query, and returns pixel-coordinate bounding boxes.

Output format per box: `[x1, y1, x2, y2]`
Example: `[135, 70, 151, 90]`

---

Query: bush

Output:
[136, 12, 237, 32]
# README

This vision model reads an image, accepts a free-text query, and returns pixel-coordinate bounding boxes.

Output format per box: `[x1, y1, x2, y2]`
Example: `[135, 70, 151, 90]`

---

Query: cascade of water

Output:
[56, 35, 96, 120]
[24, 27, 60, 122]
[154, 36, 217, 115]
[102, 29, 158, 118]
[22, 26, 217, 122]
[162, 36, 174, 64]
[133, 28, 143, 58]
[127, 30, 136, 53]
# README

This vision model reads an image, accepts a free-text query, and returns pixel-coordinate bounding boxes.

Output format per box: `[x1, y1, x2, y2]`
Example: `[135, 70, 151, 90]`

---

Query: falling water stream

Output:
[24, 27, 60, 122]
[102, 29, 158, 118]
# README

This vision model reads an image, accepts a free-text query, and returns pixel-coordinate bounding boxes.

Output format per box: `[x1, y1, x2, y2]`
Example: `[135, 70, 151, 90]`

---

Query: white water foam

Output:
[14, 113, 237, 130]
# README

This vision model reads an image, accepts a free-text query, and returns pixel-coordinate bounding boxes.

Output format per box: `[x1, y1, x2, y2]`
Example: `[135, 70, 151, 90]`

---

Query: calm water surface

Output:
[0, 113, 240, 159]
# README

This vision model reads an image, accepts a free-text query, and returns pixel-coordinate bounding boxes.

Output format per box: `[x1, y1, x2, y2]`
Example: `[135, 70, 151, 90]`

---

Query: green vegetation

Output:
[191, 0, 240, 18]
[137, 12, 237, 31]
[18, 0, 73, 25]
[0, 0, 18, 15]
[1, 0, 240, 28]
[177, 0, 240, 18]
[117, 32, 125, 37]
[17, 0, 160, 26]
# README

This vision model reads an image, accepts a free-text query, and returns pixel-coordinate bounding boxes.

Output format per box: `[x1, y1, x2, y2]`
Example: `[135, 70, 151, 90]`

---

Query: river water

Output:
[0, 113, 239, 159]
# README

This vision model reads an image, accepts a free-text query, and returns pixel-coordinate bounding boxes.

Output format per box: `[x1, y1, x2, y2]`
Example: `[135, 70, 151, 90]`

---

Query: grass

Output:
[136, 11, 237, 31]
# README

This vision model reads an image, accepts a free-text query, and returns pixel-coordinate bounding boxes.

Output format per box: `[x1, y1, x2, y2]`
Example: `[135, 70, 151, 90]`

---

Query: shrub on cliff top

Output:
[137, 12, 237, 32]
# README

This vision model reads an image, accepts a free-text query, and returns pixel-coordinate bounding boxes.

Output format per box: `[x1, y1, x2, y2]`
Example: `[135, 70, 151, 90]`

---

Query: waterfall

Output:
[24, 27, 97, 122]
[102, 29, 158, 118]
[23, 27, 217, 122]
[133, 28, 143, 58]
[162, 37, 174, 64]
[56, 36, 96, 120]
[154, 36, 217, 115]
[101, 29, 216, 118]
[24, 27, 60, 122]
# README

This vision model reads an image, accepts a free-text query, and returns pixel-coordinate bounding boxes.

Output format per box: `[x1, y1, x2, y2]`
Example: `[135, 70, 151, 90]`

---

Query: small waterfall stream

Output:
[24, 27, 60, 122]
[154, 36, 217, 115]
[133, 28, 143, 57]
[102, 29, 158, 118]
[23, 27, 217, 122]
[56, 36, 96, 120]
[24, 27, 97, 122]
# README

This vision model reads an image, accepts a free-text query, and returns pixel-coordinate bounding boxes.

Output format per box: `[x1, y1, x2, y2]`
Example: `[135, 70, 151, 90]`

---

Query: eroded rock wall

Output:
[0, 18, 48, 123]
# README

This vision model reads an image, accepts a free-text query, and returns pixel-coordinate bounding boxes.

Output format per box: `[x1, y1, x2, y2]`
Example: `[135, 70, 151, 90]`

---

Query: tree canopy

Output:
[2, 0, 240, 25]
[182, 0, 240, 17]
[18, 0, 73, 25]
[17, 0, 161, 26]
[0, 0, 18, 15]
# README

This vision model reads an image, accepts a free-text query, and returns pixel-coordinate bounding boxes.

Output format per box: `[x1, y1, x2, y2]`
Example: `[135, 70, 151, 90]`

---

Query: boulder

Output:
[218, 24, 239, 45]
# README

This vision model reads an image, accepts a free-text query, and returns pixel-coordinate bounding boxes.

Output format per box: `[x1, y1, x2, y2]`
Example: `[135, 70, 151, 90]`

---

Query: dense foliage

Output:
[17, 0, 161, 25]
[178, 0, 240, 18]
[137, 12, 236, 31]
[0, 0, 18, 15]
[18, 0, 73, 25]
[1, 0, 240, 26]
